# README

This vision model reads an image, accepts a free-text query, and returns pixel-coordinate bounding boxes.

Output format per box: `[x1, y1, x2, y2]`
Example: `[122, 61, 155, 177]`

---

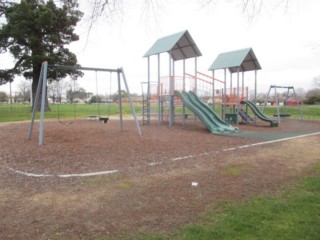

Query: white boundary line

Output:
[169, 131, 320, 163]
[9, 168, 118, 178]
[12, 169, 52, 177]
[172, 155, 193, 161]
[58, 170, 119, 178]
[148, 162, 162, 166]
[8, 131, 320, 178]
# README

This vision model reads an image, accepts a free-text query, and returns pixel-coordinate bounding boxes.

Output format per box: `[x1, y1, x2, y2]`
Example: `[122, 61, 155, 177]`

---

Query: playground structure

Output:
[28, 62, 141, 145]
[262, 85, 304, 123]
[208, 48, 264, 125]
[27, 31, 301, 143]
[143, 31, 271, 132]
[143, 31, 242, 131]
[143, 30, 202, 127]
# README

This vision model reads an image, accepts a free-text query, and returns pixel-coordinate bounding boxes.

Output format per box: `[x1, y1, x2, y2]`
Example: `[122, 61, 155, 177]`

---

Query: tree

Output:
[16, 81, 31, 102]
[66, 86, 89, 102]
[0, 0, 83, 111]
[0, 91, 9, 102]
[47, 79, 67, 103]
[89, 95, 102, 104]
[75, 87, 89, 101]
[305, 88, 320, 104]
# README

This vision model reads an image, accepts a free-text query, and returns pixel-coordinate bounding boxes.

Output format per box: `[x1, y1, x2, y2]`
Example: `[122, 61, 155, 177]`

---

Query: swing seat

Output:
[99, 117, 109, 124]
[87, 115, 99, 120]
[273, 114, 291, 117]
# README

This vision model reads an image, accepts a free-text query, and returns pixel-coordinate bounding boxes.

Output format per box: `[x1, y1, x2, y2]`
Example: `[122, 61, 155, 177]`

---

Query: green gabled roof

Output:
[209, 48, 261, 73]
[144, 30, 202, 61]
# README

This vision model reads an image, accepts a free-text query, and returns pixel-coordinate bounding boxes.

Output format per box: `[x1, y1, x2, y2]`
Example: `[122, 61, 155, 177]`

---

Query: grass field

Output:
[133, 163, 320, 240]
[0, 102, 319, 123]
[0, 103, 141, 122]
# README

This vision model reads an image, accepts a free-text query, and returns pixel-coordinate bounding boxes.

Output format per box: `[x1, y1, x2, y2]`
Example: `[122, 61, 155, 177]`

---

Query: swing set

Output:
[85, 71, 112, 124]
[28, 62, 141, 145]
[56, 70, 112, 125]
[262, 85, 304, 123]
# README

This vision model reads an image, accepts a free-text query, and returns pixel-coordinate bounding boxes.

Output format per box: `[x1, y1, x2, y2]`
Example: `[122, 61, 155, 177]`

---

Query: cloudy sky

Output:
[1, 0, 319, 95]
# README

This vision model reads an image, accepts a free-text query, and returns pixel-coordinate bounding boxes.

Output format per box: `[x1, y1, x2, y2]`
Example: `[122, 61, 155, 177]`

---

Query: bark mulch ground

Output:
[0, 118, 320, 239]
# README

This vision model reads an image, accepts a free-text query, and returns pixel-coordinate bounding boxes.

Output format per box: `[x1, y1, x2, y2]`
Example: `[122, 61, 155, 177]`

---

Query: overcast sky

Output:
[1, 0, 320, 95]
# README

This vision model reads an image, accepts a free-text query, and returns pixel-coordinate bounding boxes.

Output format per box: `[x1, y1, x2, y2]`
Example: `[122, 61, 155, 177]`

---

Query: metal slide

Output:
[240, 100, 278, 127]
[174, 91, 238, 134]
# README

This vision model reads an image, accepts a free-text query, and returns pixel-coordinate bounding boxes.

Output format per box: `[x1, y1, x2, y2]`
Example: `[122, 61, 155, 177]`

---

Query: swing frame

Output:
[28, 62, 142, 145]
[262, 85, 304, 123]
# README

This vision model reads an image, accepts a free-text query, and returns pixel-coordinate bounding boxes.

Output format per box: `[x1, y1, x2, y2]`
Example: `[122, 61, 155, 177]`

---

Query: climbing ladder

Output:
[141, 81, 159, 125]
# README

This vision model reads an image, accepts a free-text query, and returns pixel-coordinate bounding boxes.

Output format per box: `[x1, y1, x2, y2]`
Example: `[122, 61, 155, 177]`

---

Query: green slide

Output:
[174, 91, 238, 134]
[188, 91, 239, 132]
[241, 100, 278, 127]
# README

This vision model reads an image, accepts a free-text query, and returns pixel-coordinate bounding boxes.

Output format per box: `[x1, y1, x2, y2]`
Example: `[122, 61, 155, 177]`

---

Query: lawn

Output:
[135, 163, 320, 240]
[0, 102, 319, 123]
[0, 102, 142, 122]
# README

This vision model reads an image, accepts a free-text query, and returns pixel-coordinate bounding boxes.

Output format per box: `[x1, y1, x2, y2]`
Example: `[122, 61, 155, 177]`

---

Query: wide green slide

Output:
[188, 91, 239, 132]
[241, 100, 278, 127]
[174, 90, 238, 134]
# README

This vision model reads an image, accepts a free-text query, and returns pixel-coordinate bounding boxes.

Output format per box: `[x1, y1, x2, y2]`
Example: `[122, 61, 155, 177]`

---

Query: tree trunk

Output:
[32, 63, 51, 112]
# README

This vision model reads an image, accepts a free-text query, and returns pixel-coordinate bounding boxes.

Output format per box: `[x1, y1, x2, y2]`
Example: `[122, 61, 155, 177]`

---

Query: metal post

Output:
[212, 70, 215, 110]
[230, 72, 232, 92]
[182, 59, 186, 126]
[254, 70, 257, 104]
[157, 54, 161, 124]
[194, 57, 198, 125]
[236, 68, 240, 124]
[195, 57, 198, 94]
[173, 59, 175, 123]
[242, 71, 244, 99]
[147, 56, 151, 124]
[223, 68, 227, 120]
[117, 70, 123, 131]
[292, 87, 304, 121]
[169, 52, 174, 126]
[39, 62, 48, 145]
[121, 68, 142, 135]
[274, 86, 281, 123]
[28, 63, 44, 140]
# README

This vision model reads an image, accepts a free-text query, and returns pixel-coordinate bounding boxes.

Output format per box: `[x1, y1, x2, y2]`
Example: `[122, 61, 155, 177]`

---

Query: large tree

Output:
[0, 0, 83, 110]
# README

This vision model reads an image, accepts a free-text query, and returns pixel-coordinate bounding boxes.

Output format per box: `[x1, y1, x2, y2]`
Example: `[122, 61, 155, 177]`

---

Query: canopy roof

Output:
[144, 30, 202, 61]
[209, 48, 261, 73]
